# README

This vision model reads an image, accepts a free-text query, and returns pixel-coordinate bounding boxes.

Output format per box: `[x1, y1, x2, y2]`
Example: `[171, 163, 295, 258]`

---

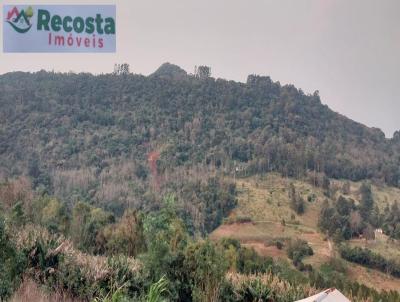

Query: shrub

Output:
[287, 240, 313, 260]
[340, 246, 400, 278]
[237, 278, 273, 301]
[145, 276, 169, 302]
[286, 239, 313, 268]
[184, 240, 227, 302]
[225, 216, 253, 225]
[0, 217, 27, 300]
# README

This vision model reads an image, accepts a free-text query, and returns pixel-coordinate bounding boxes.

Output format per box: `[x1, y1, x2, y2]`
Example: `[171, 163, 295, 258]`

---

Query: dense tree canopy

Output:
[1, 62, 400, 301]
[0, 68, 399, 218]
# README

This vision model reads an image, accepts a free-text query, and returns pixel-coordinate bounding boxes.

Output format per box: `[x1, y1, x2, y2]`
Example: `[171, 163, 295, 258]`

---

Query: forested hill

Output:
[0, 65, 399, 194]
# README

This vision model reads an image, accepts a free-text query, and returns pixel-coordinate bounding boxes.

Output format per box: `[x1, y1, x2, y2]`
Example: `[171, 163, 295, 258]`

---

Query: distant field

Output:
[349, 234, 400, 261]
[210, 173, 400, 292]
[329, 178, 400, 210]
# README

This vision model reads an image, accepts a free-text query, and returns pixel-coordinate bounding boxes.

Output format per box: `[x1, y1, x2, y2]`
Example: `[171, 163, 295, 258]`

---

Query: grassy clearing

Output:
[349, 234, 400, 261]
[346, 262, 400, 292]
[212, 174, 331, 267]
[330, 179, 400, 209]
[231, 174, 324, 228]
[211, 173, 400, 292]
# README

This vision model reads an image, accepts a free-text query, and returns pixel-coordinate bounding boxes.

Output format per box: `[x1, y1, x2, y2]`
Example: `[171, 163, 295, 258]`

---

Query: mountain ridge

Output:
[0, 64, 399, 198]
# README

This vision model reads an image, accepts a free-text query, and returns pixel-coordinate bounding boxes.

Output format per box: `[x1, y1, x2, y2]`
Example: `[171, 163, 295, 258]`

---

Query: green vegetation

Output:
[0, 216, 26, 299]
[340, 246, 400, 278]
[286, 239, 313, 270]
[318, 196, 355, 242]
[1, 67, 400, 301]
[2, 178, 399, 301]
[212, 174, 400, 295]
[145, 276, 169, 302]
[319, 182, 400, 242]
[382, 201, 400, 239]
[0, 70, 399, 212]
[289, 183, 305, 215]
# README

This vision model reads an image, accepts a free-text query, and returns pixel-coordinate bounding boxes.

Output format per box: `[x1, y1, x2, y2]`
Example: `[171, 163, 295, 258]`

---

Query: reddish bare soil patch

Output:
[148, 151, 160, 189]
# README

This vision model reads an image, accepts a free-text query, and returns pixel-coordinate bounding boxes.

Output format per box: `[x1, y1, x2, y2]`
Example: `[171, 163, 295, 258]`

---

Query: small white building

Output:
[295, 288, 350, 302]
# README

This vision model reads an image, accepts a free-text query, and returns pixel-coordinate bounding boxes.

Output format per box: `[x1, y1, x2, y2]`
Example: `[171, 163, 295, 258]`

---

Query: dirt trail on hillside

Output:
[148, 151, 160, 190]
[328, 239, 333, 256]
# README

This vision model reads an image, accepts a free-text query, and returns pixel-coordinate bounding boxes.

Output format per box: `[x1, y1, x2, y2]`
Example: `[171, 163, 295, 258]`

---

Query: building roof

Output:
[295, 288, 350, 302]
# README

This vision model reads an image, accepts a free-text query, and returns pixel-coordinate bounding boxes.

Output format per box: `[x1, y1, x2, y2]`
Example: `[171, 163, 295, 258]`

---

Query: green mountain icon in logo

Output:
[6, 7, 33, 33]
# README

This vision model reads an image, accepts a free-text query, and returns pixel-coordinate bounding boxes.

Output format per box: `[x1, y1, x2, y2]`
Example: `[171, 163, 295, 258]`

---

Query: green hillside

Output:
[1, 66, 399, 228]
[1, 67, 400, 186]
[211, 174, 400, 292]
[1, 66, 400, 301]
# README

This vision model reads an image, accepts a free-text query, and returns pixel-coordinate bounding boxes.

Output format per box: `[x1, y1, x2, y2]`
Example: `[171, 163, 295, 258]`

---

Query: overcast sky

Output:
[1, 0, 399, 137]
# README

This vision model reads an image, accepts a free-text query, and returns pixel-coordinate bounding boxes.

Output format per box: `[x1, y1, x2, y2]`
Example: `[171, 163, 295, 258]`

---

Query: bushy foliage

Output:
[145, 276, 169, 302]
[31, 195, 70, 234]
[382, 201, 400, 239]
[235, 278, 273, 301]
[0, 216, 26, 300]
[98, 209, 146, 257]
[2, 197, 400, 302]
[340, 245, 400, 278]
[225, 273, 317, 302]
[286, 239, 313, 269]
[318, 197, 358, 241]
[219, 238, 273, 274]
[140, 195, 192, 301]
[184, 240, 227, 302]
[172, 177, 237, 234]
[309, 260, 400, 302]
[71, 201, 115, 253]
[14, 225, 144, 301]
[288, 183, 305, 215]
[359, 182, 374, 221]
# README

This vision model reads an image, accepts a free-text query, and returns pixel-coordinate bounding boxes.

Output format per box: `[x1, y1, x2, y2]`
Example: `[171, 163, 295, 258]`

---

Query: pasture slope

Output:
[211, 173, 400, 292]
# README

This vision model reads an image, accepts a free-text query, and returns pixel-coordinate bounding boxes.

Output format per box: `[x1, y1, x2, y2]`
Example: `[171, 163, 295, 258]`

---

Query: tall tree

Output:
[359, 182, 374, 221]
[195, 66, 211, 79]
[184, 240, 227, 302]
